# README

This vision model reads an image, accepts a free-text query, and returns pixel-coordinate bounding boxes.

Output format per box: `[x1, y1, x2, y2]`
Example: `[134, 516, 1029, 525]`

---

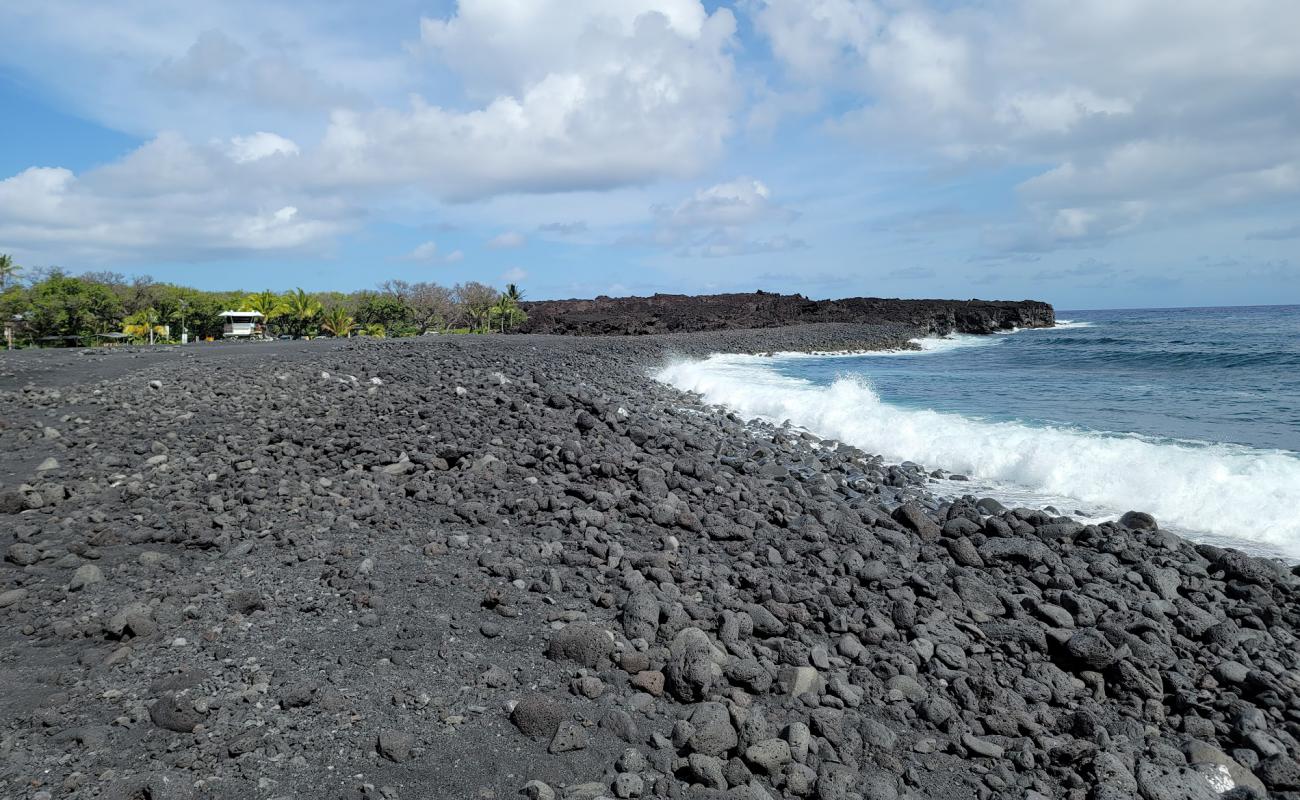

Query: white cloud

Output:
[755, 0, 1300, 248]
[486, 231, 526, 250]
[401, 241, 439, 261]
[0, 133, 348, 262]
[753, 0, 881, 82]
[0, 4, 408, 140]
[656, 178, 797, 228]
[639, 177, 805, 258]
[400, 241, 470, 264]
[501, 267, 528, 282]
[316, 0, 740, 199]
[227, 132, 300, 163]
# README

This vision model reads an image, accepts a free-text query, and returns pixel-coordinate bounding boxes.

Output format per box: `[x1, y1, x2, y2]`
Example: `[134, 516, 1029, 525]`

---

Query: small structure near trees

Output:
[218, 310, 265, 338]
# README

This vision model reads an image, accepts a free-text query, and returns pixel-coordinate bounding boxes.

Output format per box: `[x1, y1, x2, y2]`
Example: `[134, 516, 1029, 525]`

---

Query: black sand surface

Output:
[2, 327, 1298, 800]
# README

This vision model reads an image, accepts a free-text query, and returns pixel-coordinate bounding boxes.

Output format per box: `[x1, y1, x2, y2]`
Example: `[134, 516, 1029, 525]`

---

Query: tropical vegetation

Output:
[0, 253, 529, 347]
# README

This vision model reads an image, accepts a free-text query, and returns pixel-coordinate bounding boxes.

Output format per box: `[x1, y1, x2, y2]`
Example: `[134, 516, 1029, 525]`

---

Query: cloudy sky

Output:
[1, 0, 1297, 309]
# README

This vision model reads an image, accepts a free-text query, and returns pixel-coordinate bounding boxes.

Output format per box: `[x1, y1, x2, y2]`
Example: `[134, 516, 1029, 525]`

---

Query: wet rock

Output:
[1120, 511, 1158, 531]
[892, 502, 940, 541]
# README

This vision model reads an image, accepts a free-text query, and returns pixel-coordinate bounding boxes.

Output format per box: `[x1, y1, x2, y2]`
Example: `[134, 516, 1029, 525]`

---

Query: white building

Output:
[218, 311, 265, 337]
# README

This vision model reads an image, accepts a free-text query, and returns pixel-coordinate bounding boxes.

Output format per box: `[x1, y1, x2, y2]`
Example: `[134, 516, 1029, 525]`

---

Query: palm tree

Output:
[0, 254, 19, 292]
[319, 306, 356, 338]
[362, 322, 386, 337]
[243, 290, 284, 335]
[492, 294, 515, 333]
[280, 288, 321, 337]
[493, 284, 527, 332]
[123, 308, 166, 345]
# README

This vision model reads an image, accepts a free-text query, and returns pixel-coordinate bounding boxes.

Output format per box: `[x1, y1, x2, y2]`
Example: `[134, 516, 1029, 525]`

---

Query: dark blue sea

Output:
[658, 306, 1300, 558]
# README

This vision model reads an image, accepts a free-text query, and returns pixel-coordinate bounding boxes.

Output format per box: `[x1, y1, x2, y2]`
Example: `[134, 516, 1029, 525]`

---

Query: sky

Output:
[1, 0, 1298, 310]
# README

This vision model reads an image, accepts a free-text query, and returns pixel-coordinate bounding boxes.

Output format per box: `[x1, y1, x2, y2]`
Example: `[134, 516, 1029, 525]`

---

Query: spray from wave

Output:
[656, 354, 1300, 556]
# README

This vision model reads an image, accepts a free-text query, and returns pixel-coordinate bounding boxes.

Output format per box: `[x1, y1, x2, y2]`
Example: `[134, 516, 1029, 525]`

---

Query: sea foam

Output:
[656, 353, 1300, 557]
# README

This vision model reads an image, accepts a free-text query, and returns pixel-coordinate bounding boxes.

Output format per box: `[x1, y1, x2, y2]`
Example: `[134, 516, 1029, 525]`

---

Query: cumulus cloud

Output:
[501, 267, 528, 282]
[0, 5, 404, 140]
[487, 231, 526, 250]
[0, 133, 347, 262]
[153, 26, 361, 111]
[316, 0, 740, 199]
[637, 177, 805, 258]
[4, 0, 1297, 281]
[755, 0, 1300, 249]
[655, 178, 798, 228]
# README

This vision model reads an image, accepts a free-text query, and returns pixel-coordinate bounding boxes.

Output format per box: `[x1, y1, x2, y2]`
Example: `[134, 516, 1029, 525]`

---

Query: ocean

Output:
[656, 305, 1300, 559]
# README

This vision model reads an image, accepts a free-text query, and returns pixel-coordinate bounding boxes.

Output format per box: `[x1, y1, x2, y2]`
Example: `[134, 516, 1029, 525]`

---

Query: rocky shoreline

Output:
[2, 327, 1298, 800]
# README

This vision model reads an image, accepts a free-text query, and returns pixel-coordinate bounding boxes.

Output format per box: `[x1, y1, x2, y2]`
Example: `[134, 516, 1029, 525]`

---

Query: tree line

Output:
[0, 255, 527, 347]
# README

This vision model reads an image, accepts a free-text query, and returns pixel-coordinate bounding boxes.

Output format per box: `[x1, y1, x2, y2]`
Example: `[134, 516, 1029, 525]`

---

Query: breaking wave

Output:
[656, 354, 1300, 556]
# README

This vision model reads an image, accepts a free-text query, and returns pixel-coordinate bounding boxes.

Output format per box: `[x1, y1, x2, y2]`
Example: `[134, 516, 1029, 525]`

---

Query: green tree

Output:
[123, 308, 166, 344]
[319, 306, 357, 338]
[493, 283, 527, 332]
[0, 254, 20, 291]
[24, 271, 123, 344]
[280, 288, 322, 337]
[455, 282, 499, 333]
[354, 290, 411, 335]
[243, 290, 285, 335]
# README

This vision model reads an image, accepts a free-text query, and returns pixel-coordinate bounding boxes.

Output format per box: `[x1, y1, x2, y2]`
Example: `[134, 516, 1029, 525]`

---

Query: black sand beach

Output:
[2, 326, 1298, 800]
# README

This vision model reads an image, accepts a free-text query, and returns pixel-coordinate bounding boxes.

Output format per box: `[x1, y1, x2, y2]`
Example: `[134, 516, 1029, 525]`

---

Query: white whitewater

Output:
[656, 350, 1300, 558]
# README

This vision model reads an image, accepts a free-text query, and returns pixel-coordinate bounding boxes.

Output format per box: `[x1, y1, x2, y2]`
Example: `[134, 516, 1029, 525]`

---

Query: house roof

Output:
[218, 311, 265, 318]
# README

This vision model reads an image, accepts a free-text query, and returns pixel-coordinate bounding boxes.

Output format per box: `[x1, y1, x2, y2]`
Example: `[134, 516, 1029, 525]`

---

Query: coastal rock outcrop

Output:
[517, 291, 1055, 337]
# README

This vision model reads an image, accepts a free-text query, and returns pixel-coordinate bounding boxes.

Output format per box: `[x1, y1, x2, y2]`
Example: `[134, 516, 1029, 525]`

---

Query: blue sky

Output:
[1, 0, 1297, 309]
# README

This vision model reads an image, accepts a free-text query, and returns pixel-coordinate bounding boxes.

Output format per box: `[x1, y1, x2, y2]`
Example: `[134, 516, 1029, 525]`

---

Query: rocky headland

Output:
[516, 293, 1055, 337]
[1, 323, 1298, 800]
